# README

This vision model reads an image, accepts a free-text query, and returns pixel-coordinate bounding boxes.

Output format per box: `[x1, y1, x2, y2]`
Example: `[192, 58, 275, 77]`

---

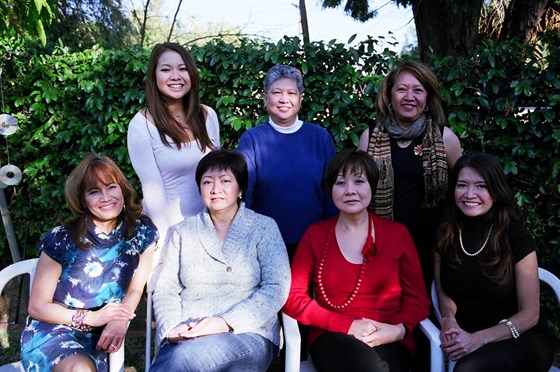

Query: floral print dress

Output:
[20, 218, 157, 371]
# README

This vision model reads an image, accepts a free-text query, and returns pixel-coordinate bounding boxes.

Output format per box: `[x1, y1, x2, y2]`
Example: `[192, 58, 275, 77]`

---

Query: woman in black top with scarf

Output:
[434, 151, 555, 372]
[358, 60, 462, 288]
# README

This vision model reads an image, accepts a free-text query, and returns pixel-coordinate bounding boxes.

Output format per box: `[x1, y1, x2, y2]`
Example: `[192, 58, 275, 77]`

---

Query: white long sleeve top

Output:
[127, 106, 220, 246]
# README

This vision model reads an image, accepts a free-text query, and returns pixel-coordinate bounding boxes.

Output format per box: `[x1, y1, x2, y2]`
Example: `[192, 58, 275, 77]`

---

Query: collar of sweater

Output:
[268, 117, 303, 134]
[197, 203, 256, 263]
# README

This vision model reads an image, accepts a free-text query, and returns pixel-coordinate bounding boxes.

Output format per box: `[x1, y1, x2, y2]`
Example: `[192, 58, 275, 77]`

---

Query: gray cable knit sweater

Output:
[153, 203, 291, 348]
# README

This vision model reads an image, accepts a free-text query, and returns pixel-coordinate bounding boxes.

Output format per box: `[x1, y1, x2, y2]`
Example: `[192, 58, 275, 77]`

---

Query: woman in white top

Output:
[127, 42, 220, 248]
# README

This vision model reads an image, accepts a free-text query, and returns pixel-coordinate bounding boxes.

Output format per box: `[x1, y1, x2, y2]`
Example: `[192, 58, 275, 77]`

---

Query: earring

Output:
[424, 105, 429, 112]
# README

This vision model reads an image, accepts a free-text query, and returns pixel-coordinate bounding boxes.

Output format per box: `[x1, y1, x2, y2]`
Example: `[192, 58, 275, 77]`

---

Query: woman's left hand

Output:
[360, 321, 405, 347]
[96, 319, 128, 353]
[441, 328, 484, 360]
[180, 317, 231, 339]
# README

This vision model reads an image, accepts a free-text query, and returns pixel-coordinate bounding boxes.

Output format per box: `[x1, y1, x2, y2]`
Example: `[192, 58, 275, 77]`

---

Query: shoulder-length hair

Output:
[437, 151, 523, 282]
[145, 42, 214, 151]
[375, 60, 446, 126]
[65, 154, 146, 248]
[323, 150, 380, 199]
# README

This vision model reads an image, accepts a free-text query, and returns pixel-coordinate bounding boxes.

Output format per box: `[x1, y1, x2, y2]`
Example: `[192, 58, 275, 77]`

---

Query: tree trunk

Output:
[410, 0, 483, 61]
[500, 0, 548, 42]
[300, 0, 310, 44]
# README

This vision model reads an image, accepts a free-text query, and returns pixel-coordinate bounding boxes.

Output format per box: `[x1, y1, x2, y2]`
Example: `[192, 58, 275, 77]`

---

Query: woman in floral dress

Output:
[20, 154, 158, 371]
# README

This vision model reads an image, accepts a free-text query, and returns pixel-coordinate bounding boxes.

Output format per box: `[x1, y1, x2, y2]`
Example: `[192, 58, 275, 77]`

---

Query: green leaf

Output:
[36, 20, 46, 47]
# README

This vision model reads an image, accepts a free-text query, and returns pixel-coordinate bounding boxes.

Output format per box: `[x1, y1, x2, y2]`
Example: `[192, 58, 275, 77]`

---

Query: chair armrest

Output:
[108, 342, 125, 372]
[538, 267, 560, 304]
[418, 318, 444, 372]
[282, 312, 302, 372]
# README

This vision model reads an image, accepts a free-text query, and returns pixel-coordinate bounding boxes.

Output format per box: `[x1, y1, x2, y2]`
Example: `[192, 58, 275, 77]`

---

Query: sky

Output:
[167, 0, 416, 50]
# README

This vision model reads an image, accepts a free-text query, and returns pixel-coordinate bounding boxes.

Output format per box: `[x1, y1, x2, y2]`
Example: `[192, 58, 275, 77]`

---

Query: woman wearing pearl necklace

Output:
[283, 150, 430, 372]
[434, 151, 555, 372]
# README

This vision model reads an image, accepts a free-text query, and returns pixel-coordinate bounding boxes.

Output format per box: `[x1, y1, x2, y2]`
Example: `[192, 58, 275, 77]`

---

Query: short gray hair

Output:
[263, 65, 304, 94]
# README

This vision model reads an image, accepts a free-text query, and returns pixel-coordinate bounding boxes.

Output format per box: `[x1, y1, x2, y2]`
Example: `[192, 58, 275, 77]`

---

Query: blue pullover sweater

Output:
[237, 121, 337, 245]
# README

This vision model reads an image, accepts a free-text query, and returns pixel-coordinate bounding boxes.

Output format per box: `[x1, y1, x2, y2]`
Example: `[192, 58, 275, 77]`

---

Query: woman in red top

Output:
[283, 149, 430, 372]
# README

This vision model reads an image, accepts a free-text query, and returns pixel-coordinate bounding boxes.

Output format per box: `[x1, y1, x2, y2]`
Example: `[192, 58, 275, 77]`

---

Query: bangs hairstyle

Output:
[376, 60, 445, 126]
[64, 154, 144, 248]
[145, 42, 214, 151]
[195, 150, 248, 200]
[324, 150, 379, 196]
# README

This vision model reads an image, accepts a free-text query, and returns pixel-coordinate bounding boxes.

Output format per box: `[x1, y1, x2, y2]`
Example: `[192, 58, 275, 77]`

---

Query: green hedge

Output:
[0, 35, 558, 289]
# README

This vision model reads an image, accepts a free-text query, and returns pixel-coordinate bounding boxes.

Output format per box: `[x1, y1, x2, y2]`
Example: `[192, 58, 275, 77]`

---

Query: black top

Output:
[441, 216, 534, 331]
[440, 215, 555, 371]
[391, 135, 442, 285]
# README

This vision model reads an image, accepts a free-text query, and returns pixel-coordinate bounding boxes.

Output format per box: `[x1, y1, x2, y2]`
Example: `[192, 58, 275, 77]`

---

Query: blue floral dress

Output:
[21, 218, 158, 371]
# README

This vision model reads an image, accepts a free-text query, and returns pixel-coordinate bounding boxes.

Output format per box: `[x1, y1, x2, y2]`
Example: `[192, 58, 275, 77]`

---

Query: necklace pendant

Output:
[397, 139, 413, 148]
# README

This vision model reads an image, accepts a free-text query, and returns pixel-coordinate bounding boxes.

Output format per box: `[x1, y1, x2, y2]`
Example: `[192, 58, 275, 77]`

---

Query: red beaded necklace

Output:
[317, 215, 377, 310]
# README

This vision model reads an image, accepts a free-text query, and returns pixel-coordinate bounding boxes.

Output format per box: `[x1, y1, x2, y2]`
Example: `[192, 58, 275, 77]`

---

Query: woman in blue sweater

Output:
[237, 64, 337, 259]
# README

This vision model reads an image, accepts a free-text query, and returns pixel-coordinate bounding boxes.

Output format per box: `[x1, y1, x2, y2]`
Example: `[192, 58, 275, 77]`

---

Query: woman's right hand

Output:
[440, 315, 460, 343]
[165, 323, 192, 343]
[85, 303, 136, 327]
[348, 318, 377, 341]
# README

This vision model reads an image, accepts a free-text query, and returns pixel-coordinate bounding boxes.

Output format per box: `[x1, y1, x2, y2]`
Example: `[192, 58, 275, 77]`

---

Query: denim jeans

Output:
[150, 332, 278, 372]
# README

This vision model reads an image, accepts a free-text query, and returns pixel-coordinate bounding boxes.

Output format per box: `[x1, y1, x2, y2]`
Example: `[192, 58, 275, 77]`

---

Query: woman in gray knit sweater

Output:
[150, 149, 291, 371]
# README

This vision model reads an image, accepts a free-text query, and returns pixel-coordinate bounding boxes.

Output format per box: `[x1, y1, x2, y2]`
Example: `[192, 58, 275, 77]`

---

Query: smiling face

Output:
[84, 174, 124, 232]
[390, 71, 428, 128]
[200, 168, 241, 216]
[454, 166, 494, 217]
[155, 50, 191, 102]
[331, 168, 372, 215]
[264, 78, 303, 127]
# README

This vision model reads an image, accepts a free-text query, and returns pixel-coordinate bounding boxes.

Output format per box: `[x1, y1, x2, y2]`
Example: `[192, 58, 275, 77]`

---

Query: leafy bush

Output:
[0, 35, 558, 291]
[430, 35, 560, 273]
[0, 35, 398, 260]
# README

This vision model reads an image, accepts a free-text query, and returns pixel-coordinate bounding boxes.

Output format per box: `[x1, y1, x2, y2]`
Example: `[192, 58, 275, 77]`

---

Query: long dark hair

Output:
[64, 154, 147, 248]
[437, 151, 523, 282]
[145, 42, 215, 151]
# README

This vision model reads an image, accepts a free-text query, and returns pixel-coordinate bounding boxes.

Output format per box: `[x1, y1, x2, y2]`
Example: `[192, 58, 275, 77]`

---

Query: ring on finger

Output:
[110, 343, 117, 349]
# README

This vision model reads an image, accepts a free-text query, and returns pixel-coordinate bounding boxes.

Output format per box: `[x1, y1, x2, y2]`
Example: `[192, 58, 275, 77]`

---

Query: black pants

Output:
[453, 340, 540, 372]
[309, 332, 411, 372]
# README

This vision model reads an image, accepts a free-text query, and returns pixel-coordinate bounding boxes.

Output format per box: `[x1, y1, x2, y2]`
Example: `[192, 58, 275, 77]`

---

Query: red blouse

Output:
[283, 212, 430, 354]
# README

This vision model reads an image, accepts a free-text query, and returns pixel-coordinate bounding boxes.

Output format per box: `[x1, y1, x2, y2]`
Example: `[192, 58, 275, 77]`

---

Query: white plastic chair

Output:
[145, 290, 156, 372]
[431, 267, 560, 372]
[0, 258, 125, 372]
[282, 312, 444, 372]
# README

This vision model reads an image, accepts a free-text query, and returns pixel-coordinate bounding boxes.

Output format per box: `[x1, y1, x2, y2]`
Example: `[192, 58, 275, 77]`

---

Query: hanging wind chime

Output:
[0, 67, 23, 263]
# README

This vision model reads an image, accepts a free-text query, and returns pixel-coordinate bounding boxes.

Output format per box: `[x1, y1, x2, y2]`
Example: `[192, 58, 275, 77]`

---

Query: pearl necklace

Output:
[317, 217, 376, 310]
[459, 224, 493, 257]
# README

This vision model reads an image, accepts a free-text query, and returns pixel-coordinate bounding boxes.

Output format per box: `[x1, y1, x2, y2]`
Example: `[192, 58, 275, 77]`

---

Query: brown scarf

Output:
[366, 115, 448, 219]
